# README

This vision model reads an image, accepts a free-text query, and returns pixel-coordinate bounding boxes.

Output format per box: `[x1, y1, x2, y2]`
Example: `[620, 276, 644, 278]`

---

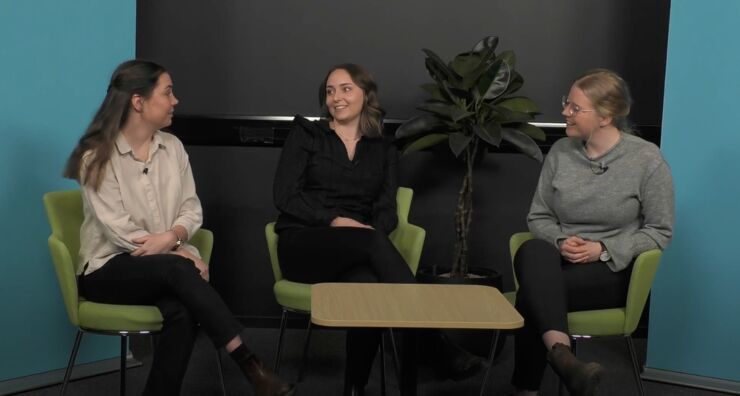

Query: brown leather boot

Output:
[241, 356, 296, 396]
[547, 343, 602, 396]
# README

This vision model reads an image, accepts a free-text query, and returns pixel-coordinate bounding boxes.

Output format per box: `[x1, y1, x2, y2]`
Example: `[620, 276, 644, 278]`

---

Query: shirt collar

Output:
[115, 131, 167, 155]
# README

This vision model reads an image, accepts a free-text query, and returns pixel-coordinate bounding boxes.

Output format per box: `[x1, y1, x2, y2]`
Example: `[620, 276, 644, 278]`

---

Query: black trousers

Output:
[511, 239, 632, 391]
[278, 226, 417, 387]
[80, 253, 243, 396]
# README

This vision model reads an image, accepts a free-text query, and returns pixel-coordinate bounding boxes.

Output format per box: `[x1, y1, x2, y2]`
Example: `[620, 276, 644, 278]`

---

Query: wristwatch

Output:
[599, 242, 611, 262]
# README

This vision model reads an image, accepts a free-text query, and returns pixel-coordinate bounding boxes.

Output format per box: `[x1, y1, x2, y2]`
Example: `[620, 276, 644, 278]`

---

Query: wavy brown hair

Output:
[318, 63, 385, 138]
[575, 68, 634, 134]
[64, 60, 167, 190]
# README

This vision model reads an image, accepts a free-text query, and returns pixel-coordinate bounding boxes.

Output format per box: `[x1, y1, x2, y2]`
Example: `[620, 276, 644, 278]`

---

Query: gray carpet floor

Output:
[13, 325, 731, 396]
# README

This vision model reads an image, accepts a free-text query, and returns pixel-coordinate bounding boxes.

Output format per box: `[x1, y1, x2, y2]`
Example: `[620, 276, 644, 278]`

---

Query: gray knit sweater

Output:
[528, 133, 674, 272]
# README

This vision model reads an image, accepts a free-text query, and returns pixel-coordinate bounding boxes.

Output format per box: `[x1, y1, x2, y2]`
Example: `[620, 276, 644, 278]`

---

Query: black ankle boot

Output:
[239, 356, 296, 396]
[429, 332, 483, 381]
[547, 343, 602, 396]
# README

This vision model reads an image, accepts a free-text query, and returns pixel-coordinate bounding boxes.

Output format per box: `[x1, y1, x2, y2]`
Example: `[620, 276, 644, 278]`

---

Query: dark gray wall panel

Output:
[138, 0, 669, 124]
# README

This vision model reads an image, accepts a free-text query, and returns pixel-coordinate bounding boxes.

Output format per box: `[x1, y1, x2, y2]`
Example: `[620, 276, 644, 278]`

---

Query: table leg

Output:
[400, 329, 417, 396]
[479, 330, 501, 396]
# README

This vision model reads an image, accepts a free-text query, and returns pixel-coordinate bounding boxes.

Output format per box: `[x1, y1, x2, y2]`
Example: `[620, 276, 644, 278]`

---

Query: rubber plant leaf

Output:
[403, 133, 449, 155]
[502, 128, 543, 162]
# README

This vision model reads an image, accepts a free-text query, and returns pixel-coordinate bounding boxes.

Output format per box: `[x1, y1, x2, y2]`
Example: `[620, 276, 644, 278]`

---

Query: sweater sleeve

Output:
[370, 140, 399, 235]
[527, 148, 569, 246]
[601, 159, 674, 271]
[273, 118, 339, 226]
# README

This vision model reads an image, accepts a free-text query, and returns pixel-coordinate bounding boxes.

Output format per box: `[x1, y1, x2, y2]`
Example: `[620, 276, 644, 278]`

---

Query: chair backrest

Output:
[396, 186, 413, 224]
[265, 186, 418, 283]
[43, 190, 84, 326]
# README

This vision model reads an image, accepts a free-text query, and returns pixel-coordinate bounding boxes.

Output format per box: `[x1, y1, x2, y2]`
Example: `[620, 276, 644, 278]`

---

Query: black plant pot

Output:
[416, 266, 507, 359]
[416, 266, 502, 289]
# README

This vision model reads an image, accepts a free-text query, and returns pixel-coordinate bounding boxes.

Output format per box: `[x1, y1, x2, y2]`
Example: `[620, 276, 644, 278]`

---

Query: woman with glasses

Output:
[511, 69, 674, 396]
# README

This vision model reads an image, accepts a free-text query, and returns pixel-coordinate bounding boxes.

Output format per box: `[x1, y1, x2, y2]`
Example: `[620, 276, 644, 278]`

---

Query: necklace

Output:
[337, 133, 361, 142]
[330, 122, 361, 142]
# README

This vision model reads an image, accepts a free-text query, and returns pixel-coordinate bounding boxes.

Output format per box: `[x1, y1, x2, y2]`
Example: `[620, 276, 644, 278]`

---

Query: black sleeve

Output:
[273, 118, 339, 226]
[370, 140, 399, 234]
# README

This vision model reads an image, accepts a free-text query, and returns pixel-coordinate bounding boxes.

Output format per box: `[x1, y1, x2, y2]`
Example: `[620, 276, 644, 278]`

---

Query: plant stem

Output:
[452, 138, 478, 277]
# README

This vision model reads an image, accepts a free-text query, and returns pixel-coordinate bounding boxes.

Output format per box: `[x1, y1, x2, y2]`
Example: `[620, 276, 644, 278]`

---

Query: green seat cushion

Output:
[567, 308, 626, 336]
[78, 300, 163, 332]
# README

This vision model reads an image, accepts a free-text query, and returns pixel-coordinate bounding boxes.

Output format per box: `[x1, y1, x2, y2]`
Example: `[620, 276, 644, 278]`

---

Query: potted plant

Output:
[397, 36, 545, 281]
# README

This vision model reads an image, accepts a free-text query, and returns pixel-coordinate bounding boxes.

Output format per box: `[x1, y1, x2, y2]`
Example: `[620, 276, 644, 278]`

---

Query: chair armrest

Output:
[623, 249, 662, 334]
[48, 236, 80, 326]
[190, 228, 214, 265]
[390, 222, 426, 276]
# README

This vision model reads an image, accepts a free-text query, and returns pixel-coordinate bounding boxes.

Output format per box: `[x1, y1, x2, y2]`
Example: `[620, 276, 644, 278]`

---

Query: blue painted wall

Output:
[0, 1, 135, 381]
[647, 0, 740, 382]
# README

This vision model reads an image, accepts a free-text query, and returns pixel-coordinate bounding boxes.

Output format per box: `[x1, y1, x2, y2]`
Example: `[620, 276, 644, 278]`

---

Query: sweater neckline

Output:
[581, 132, 624, 161]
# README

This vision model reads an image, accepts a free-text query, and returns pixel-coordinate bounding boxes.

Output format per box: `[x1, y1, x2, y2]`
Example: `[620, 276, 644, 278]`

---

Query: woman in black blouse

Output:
[273, 64, 481, 395]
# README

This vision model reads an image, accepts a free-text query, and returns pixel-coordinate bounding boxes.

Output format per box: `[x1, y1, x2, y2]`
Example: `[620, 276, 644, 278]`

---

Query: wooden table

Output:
[311, 283, 524, 395]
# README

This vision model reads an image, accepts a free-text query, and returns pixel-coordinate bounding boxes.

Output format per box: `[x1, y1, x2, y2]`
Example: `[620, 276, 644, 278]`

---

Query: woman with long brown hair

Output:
[66, 59, 294, 396]
[273, 63, 482, 396]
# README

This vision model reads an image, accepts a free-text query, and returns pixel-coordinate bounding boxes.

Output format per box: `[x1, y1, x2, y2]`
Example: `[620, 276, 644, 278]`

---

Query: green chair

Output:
[43, 190, 223, 396]
[265, 186, 426, 376]
[508, 232, 661, 396]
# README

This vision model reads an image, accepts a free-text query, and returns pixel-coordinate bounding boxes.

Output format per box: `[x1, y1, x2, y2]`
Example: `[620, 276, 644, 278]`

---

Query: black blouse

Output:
[273, 115, 398, 235]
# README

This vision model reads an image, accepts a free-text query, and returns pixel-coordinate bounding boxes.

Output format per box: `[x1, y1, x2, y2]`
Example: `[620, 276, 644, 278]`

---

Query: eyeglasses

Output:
[561, 96, 596, 117]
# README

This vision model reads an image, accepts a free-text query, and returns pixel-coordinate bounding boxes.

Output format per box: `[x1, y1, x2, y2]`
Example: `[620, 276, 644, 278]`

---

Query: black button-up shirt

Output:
[273, 115, 398, 234]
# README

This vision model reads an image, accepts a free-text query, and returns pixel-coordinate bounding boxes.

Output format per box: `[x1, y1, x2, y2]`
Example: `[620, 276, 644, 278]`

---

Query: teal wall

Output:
[0, 1, 135, 381]
[647, 0, 740, 382]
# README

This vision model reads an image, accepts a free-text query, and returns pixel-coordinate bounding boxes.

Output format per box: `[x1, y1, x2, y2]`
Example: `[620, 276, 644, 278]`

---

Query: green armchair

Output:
[508, 232, 661, 396]
[265, 186, 426, 375]
[43, 190, 222, 396]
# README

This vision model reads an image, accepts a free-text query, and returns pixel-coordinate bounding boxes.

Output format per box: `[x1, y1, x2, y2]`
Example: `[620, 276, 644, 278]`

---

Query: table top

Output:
[311, 283, 524, 330]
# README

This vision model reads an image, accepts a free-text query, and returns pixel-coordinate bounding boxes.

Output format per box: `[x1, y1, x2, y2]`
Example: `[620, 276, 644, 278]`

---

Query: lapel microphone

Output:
[589, 161, 609, 175]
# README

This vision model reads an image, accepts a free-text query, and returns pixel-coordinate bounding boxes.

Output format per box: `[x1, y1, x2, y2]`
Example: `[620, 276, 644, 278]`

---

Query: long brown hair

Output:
[574, 68, 633, 134]
[64, 60, 167, 190]
[318, 63, 385, 138]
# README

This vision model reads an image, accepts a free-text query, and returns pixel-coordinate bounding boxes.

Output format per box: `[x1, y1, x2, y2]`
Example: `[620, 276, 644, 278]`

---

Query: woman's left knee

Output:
[158, 299, 197, 330]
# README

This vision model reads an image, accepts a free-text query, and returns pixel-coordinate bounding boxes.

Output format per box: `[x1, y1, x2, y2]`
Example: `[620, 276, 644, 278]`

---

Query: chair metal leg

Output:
[296, 318, 313, 382]
[387, 328, 401, 381]
[380, 335, 387, 396]
[60, 330, 84, 396]
[479, 330, 500, 396]
[215, 347, 226, 396]
[274, 309, 289, 372]
[626, 336, 646, 396]
[120, 335, 128, 396]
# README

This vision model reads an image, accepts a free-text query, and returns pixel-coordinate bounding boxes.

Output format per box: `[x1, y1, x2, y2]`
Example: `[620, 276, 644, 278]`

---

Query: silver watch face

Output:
[600, 250, 611, 262]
